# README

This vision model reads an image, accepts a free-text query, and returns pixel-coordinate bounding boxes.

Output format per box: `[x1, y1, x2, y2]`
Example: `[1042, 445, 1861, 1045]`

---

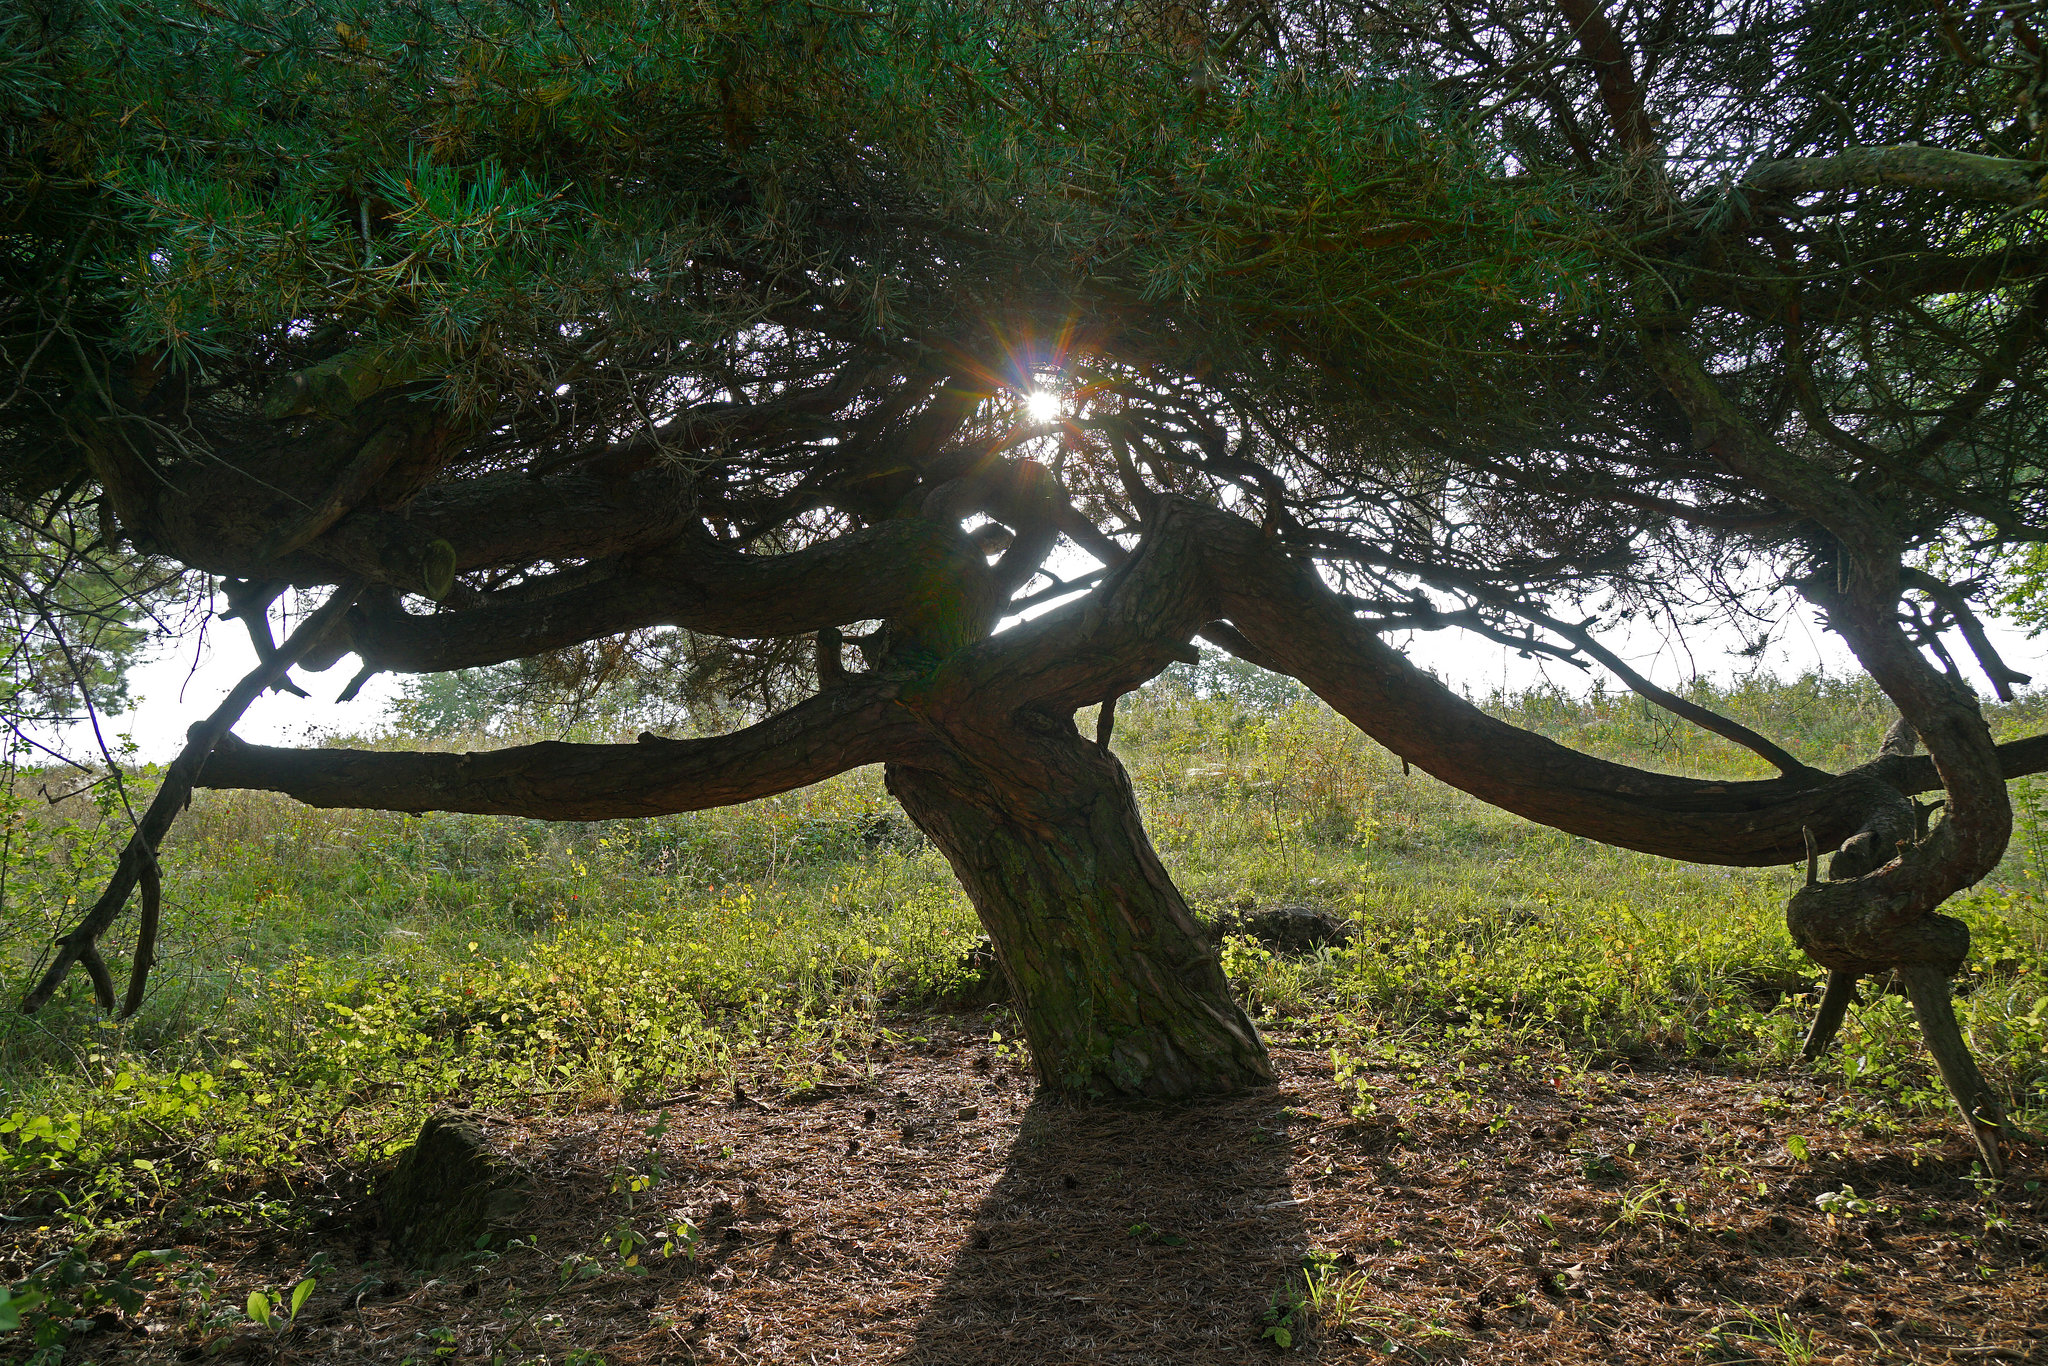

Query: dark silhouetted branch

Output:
[22, 585, 360, 1014]
[194, 679, 931, 820]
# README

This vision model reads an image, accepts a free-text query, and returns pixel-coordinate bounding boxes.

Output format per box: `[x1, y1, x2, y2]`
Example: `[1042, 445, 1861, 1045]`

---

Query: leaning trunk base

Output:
[887, 712, 1273, 1099]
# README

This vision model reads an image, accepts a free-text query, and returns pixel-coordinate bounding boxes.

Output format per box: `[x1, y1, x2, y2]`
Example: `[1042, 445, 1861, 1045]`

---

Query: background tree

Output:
[5, 0, 2047, 1166]
[384, 629, 801, 740]
[0, 512, 156, 743]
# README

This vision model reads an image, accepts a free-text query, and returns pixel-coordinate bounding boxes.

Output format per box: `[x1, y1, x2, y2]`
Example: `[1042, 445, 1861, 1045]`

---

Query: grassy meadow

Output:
[0, 667, 2045, 1352]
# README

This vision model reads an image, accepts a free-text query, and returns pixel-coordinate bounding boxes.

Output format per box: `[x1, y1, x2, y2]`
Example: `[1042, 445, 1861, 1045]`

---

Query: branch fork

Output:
[20, 586, 360, 1017]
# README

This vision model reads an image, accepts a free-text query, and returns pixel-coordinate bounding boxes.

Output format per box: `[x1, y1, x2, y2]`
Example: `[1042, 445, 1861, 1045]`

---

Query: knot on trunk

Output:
[1787, 779, 1966, 975]
[1825, 782, 1916, 880]
[1878, 715, 1919, 757]
[1786, 885, 1969, 976]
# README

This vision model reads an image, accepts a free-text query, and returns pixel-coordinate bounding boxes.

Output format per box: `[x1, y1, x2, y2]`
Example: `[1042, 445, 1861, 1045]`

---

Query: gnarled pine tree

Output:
[5, 0, 2047, 1167]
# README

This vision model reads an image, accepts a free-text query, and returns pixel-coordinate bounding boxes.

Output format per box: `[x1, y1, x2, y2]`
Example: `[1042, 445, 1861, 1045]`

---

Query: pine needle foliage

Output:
[6, 0, 1588, 439]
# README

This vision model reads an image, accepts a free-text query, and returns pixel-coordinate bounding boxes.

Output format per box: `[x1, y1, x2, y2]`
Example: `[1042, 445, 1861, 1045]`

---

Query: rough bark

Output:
[886, 709, 1272, 1098]
[196, 678, 931, 819]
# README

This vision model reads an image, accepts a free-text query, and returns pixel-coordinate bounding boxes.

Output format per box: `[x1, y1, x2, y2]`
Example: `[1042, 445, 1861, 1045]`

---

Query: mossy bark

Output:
[380, 1112, 533, 1265]
[886, 707, 1273, 1098]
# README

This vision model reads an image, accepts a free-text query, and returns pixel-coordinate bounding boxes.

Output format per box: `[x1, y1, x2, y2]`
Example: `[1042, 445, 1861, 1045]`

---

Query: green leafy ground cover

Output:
[1, 672, 2044, 1356]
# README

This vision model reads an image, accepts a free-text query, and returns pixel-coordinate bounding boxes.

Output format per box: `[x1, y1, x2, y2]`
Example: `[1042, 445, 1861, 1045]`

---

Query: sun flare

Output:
[1025, 389, 1061, 422]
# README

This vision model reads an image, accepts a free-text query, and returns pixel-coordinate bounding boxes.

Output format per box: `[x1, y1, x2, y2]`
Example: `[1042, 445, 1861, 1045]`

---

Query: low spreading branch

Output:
[904, 500, 2039, 868]
[193, 677, 932, 820]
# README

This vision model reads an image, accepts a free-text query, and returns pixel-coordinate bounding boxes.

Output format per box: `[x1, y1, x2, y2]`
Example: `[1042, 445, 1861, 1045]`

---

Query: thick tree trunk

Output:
[1801, 591, 2019, 1175]
[885, 707, 1273, 1098]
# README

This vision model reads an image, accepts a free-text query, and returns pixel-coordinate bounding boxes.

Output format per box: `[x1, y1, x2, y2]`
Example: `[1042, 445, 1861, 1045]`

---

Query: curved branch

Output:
[193, 679, 931, 819]
[346, 518, 993, 674]
[1900, 568, 2033, 702]
[1203, 519, 1867, 864]
[280, 464, 701, 585]
[952, 499, 1934, 866]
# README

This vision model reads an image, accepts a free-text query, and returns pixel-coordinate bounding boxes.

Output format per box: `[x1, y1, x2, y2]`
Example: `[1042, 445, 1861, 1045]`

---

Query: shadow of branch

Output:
[893, 1085, 1320, 1364]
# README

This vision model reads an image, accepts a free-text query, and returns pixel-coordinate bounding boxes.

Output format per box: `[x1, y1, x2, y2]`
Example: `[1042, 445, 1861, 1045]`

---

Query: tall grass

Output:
[1482, 670, 2048, 775]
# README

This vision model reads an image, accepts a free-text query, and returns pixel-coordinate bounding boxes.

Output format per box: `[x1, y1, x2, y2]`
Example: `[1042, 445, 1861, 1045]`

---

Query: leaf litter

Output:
[7, 1014, 2043, 1364]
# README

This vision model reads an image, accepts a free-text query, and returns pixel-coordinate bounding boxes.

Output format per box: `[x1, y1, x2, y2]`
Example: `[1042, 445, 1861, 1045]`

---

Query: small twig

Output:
[634, 1092, 703, 1110]
[1007, 566, 1107, 612]
[1525, 607, 1815, 776]
[0, 555, 144, 826]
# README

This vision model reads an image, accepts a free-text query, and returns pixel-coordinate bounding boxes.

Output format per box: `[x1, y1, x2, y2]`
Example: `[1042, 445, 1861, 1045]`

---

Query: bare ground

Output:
[24, 1016, 2048, 1365]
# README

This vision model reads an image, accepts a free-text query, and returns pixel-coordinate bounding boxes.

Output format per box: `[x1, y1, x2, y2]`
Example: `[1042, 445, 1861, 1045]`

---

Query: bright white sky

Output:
[107, 613, 405, 761]
[98, 581, 2039, 762]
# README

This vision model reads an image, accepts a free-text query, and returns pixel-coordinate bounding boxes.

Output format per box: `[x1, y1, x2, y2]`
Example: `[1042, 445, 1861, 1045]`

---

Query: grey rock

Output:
[1235, 903, 1357, 954]
[380, 1112, 533, 1265]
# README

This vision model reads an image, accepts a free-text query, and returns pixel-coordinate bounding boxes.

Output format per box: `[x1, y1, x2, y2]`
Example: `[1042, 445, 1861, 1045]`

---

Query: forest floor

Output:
[39, 1014, 2046, 1366]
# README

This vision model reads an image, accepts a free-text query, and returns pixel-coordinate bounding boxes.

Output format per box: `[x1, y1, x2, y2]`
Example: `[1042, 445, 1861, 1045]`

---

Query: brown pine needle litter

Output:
[19, 1016, 2045, 1364]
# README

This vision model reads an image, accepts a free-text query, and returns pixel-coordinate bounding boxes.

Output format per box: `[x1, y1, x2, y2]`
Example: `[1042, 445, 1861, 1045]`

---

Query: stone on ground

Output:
[380, 1112, 533, 1264]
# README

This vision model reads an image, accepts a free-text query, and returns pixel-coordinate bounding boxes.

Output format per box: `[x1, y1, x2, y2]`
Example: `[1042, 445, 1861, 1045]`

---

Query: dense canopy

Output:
[5, 0, 2047, 1166]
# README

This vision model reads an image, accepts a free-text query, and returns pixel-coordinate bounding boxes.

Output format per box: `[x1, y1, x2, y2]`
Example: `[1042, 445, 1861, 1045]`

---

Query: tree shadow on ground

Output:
[29, 1028, 2047, 1364]
[892, 1081, 1317, 1365]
